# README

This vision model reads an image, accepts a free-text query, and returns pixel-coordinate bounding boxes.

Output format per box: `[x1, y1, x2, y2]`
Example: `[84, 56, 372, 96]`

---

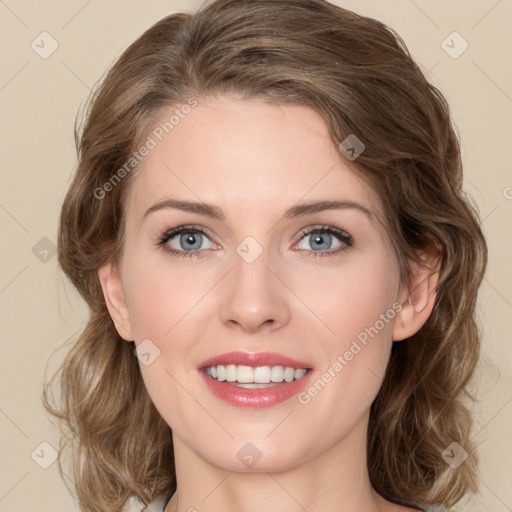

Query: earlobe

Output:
[392, 242, 442, 342]
[97, 262, 134, 341]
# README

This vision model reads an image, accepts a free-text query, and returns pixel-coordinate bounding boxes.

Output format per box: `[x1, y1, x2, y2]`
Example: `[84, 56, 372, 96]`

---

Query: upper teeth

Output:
[205, 364, 308, 383]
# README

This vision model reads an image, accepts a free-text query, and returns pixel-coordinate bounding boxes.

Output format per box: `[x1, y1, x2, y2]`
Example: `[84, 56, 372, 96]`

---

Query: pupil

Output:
[312, 232, 330, 250]
[180, 233, 201, 250]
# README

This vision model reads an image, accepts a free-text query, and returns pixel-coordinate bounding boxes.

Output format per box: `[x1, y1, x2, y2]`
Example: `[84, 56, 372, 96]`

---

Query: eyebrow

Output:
[142, 198, 373, 222]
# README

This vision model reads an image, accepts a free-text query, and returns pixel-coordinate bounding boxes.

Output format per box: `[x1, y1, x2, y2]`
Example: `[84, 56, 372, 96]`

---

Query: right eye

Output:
[157, 225, 219, 259]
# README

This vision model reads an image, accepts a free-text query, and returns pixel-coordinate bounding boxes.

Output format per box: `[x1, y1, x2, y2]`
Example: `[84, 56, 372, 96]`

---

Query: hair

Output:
[43, 0, 488, 511]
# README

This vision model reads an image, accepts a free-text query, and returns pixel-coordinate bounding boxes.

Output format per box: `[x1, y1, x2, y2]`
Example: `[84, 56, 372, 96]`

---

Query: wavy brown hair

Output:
[43, 0, 488, 510]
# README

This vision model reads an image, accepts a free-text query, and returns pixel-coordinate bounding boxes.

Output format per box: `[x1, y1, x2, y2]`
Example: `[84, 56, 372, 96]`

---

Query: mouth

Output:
[202, 364, 310, 388]
[198, 351, 314, 408]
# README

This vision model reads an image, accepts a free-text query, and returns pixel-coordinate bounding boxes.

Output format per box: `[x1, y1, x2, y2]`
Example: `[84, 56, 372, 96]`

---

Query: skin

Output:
[99, 95, 440, 512]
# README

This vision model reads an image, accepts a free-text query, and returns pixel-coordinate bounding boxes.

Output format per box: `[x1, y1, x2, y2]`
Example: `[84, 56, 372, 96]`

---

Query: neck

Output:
[165, 411, 393, 512]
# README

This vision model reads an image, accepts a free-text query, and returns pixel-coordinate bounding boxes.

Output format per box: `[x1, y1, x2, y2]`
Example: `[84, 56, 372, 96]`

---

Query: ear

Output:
[393, 241, 442, 342]
[97, 262, 134, 341]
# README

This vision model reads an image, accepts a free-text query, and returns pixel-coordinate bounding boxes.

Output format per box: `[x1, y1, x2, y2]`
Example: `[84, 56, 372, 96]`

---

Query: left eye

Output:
[296, 227, 350, 252]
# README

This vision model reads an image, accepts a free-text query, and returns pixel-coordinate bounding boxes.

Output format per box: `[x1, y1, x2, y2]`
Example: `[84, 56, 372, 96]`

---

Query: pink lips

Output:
[198, 351, 312, 370]
[198, 351, 314, 409]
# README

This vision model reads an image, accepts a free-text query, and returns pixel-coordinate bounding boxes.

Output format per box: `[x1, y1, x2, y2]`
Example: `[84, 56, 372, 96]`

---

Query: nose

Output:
[219, 246, 291, 334]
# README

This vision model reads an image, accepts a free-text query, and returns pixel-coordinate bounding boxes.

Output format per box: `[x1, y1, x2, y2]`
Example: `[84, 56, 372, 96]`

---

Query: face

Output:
[105, 95, 409, 472]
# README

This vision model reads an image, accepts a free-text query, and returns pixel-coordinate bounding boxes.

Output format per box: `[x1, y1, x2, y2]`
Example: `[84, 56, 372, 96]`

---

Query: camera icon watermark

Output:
[441, 31, 469, 59]
[31, 31, 59, 59]
[32, 237, 57, 263]
[134, 338, 161, 366]
[236, 442, 263, 468]
[338, 134, 365, 161]
[236, 236, 263, 264]
[31, 441, 58, 469]
[441, 441, 468, 469]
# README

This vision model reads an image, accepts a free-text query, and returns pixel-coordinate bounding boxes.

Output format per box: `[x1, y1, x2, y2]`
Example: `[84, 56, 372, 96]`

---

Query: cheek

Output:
[335, 267, 398, 346]
[120, 249, 216, 421]
[293, 252, 399, 415]
[121, 248, 213, 341]
[120, 250, 208, 426]
[334, 255, 399, 365]
[292, 250, 399, 349]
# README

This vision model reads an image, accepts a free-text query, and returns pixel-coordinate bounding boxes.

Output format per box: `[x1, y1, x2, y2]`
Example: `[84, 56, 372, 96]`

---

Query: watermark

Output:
[297, 301, 402, 405]
[32, 236, 57, 263]
[31, 31, 59, 59]
[93, 97, 198, 200]
[134, 338, 161, 366]
[236, 442, 263, 468]
[236, 236, 264, 263]
[503, 186, 512, 200]
[441, 31, 469, 60]
[338, 134, 365, 161]
[441, 441, 468, 469]
[31, 441, 58, 469]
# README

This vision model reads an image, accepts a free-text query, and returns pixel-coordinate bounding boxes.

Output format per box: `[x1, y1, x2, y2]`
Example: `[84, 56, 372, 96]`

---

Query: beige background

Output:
[0, 1, 511, 511]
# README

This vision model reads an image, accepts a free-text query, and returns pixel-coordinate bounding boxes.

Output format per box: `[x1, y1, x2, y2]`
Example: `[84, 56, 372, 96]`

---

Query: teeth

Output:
[225, 364, 237, 382]
[204, 364, 308, 384]
[294, 368, 307, 380]
[254, 366, 271, 383]
[236, 365, 254, 383]
[284, 367, 295, 382]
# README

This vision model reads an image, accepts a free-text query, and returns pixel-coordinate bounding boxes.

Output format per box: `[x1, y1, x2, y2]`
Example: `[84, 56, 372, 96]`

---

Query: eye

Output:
[157, 225, 218, 259]
[295, 225, 354, 258]
[157, 224, 354, 260]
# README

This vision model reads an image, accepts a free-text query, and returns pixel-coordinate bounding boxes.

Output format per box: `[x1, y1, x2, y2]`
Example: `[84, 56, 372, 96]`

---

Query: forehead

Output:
[124, 96, 384, 224]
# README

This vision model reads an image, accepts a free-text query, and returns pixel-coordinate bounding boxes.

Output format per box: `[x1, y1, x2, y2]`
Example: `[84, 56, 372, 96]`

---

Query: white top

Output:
[140, 493, 170, 511]
[140, 494, 449, 512]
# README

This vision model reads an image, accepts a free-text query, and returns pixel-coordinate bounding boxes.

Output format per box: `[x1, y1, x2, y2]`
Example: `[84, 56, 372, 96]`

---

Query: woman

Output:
[43, 1, 487, 511]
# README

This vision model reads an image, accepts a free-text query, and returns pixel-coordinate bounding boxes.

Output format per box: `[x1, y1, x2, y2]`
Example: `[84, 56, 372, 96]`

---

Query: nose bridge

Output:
[218, 236, 290, 332]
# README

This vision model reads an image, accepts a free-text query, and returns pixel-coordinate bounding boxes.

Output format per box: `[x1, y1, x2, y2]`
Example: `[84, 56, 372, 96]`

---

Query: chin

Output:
[194, 435, 316, 474]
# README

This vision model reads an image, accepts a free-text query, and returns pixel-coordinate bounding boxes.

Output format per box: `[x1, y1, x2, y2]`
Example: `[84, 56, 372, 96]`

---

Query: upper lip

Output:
[199, 351, 313, 370]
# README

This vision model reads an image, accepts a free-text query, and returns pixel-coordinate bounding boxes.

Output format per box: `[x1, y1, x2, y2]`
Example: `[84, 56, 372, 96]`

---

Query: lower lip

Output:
[199, 369, 314, 408]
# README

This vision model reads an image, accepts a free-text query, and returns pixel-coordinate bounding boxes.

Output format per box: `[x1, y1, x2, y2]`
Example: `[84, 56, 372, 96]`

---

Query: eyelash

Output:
[156, 224, 354, 260]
